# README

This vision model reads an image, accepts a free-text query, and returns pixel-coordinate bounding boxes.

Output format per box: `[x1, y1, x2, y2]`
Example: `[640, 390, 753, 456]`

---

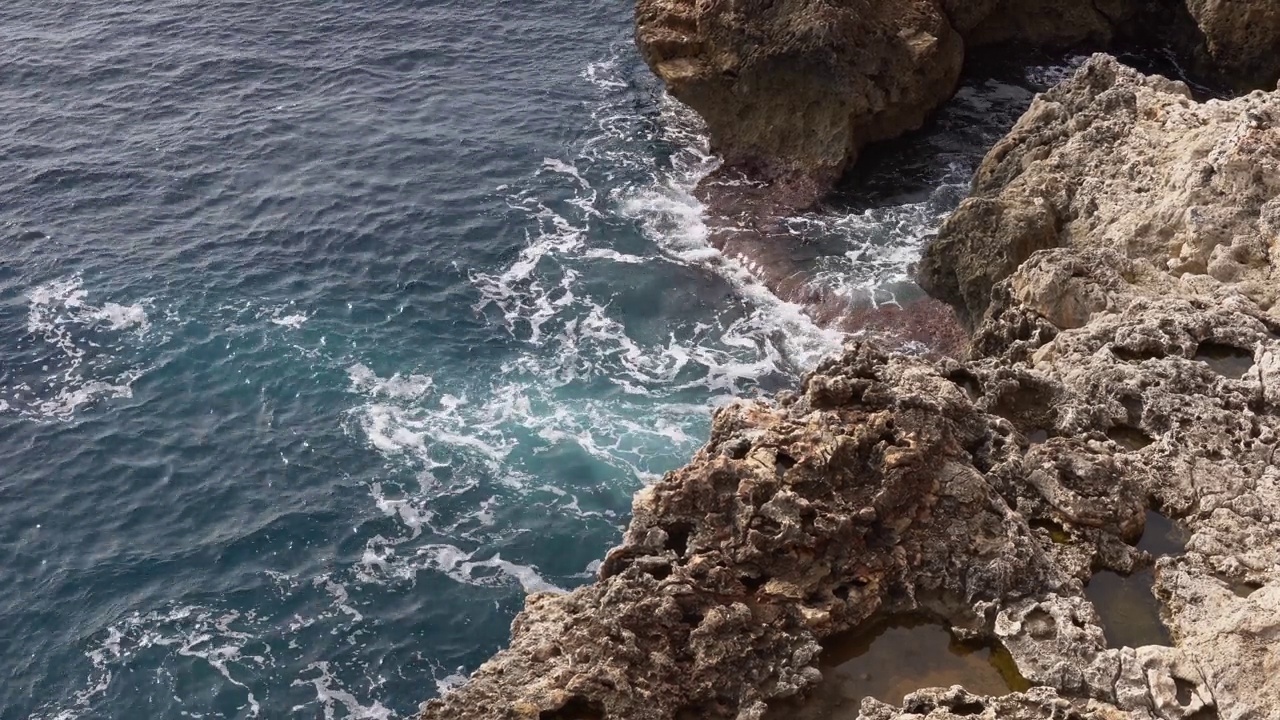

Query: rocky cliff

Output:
[421, 56, 1280, 720]
[636, 0, 964, 204]
[634, 0, 1280, 202]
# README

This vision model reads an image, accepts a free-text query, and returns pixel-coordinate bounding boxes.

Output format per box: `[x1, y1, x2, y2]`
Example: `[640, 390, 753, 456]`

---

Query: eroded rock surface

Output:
[422, 55, 1280, 720]
[921, 54, 1280, 329]
[419, 261, 1280, 718]
[1186, 0, 1280, 90]
[635, 0, 964, 203]
[632, 0, 1257, 204]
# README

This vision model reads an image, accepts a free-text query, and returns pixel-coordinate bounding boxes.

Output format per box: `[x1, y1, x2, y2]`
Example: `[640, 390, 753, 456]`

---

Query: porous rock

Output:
[1185, 0, 1280, 90]
[634, 0, 964, 202]
[633, 1, 1224, 204]
[421, 342, 1073, 719]
[423, 56, 1280, 720]
[920, 54, 1280, 329]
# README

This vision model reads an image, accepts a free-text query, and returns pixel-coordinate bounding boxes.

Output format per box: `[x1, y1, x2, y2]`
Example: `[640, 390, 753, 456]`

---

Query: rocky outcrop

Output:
[973, 244, 1280, 720]
[421, 342, 1071, 720]
[421, 252, 1280, 718]
[421, 56, 1280, 720]
[635, 1, 1279, 205]
[920, 55, 1280, 329]
[635, 0, 965, 203]
[1185, 0, 1280, 90]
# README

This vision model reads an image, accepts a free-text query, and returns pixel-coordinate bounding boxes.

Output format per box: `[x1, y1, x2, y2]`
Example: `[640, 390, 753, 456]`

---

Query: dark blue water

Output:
[0, 3, 1056, 717]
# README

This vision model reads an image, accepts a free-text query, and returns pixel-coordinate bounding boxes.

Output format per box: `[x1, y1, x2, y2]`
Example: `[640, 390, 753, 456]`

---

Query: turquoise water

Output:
[0, 2, 1059, 717]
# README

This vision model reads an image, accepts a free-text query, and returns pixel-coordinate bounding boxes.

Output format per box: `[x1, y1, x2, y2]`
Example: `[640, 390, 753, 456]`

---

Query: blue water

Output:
[0, 3, 1057, 717]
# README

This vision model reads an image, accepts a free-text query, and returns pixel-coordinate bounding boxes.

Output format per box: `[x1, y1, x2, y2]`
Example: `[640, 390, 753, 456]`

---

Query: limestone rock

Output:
[634, 0, 964, 202]
[420, 343, 1072, 719]
[1186, 0, 1280, 90]
[921, 54, 1280, 328]
[420, 51, 1280, 720]
[634, 1, 1216, 202]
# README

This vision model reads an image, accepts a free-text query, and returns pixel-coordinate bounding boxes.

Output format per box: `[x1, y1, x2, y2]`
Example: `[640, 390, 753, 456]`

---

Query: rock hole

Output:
[682, 606, 705, 627]
[1024, 608, 1057, 640]
[1112, 345, 1166, 363]
[1220, 575, 1263, 598]
[1234, 582, 1263, 598]
[741, 573, 768, 593]
[1137, 509, 1188, 556]
[951, 700, 986, 716]
[721, 436, 751, 459]
[776, 452, 798, 470]
[539, 695, 605, 720]
[646, 563, 672, 581]
[833, 584, 852, 600]
[1194, 342, 1254, 379]
[1121, 396, 1144, 423]
[761, 618, 1025, 719]
[1107, 425, 1154, 451]
[1085, 568, 1173, 648]
[948, 370, 982, 399]
[1174, 677, 1197, 706]
[1030, 518, 1071, 544]
[990, 382, 1057, 435]
[663, 522, 694, 558]
[1186, 709, 1219, 720]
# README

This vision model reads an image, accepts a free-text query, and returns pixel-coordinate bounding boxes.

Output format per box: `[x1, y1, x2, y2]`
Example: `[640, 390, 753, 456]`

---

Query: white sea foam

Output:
[348, 49, 1050, 605]
[292, 663, 393, 720]
[32, 606, 269, 720]
[345, 51, 841, 595]
[33, 576, 401, 720]
[270, 312, 310, 329]
[4, 275, 152, 420]
[1026, 54, 1090, 87]
[95, 302, 151, 332]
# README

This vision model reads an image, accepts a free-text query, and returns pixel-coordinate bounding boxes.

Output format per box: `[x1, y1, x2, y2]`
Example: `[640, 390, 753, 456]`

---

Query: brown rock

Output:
[421, 54, 1280, 720]
[634, 0, 964, 204]
[1186, 0, 1280, 90]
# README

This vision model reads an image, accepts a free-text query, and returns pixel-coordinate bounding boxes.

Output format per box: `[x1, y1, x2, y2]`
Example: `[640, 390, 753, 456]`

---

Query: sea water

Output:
[0, 2, 1067, 717]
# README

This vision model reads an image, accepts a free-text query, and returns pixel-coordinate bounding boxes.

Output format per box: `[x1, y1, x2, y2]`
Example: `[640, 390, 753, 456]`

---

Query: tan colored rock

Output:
[921, 54, 1280, 328]
[1186, 0, 1280, 89]
[635, 0, 964, 202]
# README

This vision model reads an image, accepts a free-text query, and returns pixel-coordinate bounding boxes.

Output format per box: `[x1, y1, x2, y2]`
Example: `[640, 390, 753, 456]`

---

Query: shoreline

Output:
[420, 3, 1280, 716]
